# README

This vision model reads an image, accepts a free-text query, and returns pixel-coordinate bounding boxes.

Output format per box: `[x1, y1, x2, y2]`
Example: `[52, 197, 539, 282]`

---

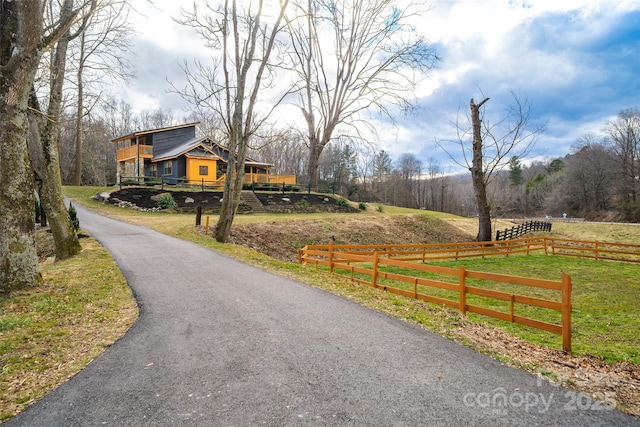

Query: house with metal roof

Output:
[111, 123, 295, 186]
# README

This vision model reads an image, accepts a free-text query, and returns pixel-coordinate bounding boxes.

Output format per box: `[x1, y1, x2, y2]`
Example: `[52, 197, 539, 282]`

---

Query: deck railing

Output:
[116, 145, 153, 161]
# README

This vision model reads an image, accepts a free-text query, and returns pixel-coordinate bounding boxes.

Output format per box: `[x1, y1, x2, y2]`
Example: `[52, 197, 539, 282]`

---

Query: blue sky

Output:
[125, 1, 640, 173]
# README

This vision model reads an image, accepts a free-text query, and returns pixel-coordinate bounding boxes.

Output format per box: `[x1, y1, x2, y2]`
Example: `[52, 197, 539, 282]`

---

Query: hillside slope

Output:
[228, 214, 475, 262]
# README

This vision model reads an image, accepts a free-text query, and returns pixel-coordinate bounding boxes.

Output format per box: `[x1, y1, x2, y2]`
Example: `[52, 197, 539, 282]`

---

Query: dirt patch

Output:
[454, 322, 639, 416]
[227, 214, 475, 262]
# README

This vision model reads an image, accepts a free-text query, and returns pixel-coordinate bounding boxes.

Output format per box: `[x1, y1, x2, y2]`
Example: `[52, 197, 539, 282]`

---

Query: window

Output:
[199, 165, 209, 176]
[149, 164, 157, 177]
[163, 161, 172, 175]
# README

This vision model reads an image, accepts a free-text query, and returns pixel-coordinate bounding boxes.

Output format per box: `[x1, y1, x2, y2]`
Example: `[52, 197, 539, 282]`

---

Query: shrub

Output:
[337, 197, 349, 207]
[298, 199, 309, 208]
[68, 202, 80, 231]
[358, 202, 367, 211]
[157, 193, 177, 209]
[377, 205, 384, 213]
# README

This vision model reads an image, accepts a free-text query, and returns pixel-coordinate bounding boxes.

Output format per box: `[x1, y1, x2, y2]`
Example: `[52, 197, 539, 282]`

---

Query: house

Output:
[111, 123, 296, 186]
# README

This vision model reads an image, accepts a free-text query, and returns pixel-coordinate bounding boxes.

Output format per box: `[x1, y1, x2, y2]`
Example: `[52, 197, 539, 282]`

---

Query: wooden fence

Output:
[298, 240, 572, 352]
[297, 237, 640, 353]
[495, 221, 552, 241]
[549, 238, 640, 263]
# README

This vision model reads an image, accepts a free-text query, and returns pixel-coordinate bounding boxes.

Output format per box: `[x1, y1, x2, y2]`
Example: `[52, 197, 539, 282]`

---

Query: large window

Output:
[163, 161, 172, 175]
[199, 165, 209, 176]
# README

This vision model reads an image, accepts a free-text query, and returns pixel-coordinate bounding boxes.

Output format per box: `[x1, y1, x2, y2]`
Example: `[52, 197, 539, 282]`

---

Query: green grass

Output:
[357, 254, 639, 364]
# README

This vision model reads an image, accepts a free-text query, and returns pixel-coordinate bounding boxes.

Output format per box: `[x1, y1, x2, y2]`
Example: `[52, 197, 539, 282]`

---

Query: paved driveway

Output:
[7, 205, 638, 426]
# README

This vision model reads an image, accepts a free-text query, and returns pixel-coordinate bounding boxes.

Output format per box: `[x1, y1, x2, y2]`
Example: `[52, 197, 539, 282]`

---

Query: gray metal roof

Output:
[152, 137, 214, 162]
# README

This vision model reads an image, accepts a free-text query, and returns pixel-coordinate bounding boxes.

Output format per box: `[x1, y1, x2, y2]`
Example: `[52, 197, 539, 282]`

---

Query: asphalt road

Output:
[7, 205, 638, 426]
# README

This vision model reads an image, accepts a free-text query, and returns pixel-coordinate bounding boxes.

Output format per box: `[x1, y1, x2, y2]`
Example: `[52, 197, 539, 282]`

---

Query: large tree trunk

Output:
[215, 154, 244, 243]
[34, 0, 81, 260]
[214, 119, 247, 243]
[307, 139, 321, 191]
[0, 1, 44, 291]
[470, 98, 492, 242]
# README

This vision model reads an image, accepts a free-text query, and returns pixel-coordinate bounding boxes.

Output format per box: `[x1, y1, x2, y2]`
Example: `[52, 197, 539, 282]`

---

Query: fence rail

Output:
[299, 240, 572, 352]
[550, 238, 640, 263]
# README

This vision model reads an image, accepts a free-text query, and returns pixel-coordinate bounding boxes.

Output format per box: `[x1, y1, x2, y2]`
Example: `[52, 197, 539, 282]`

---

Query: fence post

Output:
[595, 242, 599, 260]
[205, 216, 209, 235]
[459, 266, 467, 315]
[195, 206, 202, 226]
[329, 240, 334, 273]
[298, 246, 307, 264]
[372, 251, 380, 288]
[562, 272, 572, 353]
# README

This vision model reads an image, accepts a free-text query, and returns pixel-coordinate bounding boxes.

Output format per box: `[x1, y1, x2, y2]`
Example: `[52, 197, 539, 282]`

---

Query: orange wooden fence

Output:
[298, 236, 640, 264]
[296, 236, 640, 353]
[549, 238, 640, 263]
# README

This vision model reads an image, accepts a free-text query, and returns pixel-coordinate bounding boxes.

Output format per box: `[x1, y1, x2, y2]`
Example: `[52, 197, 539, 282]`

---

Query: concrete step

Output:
[240, 191, 267, 213]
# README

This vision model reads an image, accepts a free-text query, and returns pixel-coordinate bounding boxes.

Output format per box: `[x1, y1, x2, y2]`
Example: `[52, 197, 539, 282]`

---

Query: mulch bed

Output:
[101, 187, 359, 213]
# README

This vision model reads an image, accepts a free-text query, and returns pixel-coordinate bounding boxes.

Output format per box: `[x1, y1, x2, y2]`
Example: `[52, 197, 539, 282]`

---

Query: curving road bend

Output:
[7, 205, 638, 426]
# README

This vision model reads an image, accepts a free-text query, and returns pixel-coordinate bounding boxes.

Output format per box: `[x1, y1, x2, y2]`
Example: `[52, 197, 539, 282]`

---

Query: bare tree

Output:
[247, 127, 307, 177]
[423, 158, 449, 211]
[0, 0, 94, 291]
[605, 108, 640, 218]
[372, 150, 392, 203]
[70, 0, 133, 185]
[440, 92, 544, 241]
[396, 153, 422, 208]
[174, 0, 291, 242]
[29, 0, 98, 261]
[139, 107, 177, 130]
[286, 0, 438, 190]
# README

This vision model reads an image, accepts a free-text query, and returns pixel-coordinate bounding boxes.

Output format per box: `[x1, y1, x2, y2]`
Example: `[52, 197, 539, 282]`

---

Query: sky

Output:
[121, 0, 640, 174]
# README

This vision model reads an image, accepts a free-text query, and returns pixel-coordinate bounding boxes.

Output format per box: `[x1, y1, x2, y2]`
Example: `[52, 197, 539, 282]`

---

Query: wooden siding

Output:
[186, 157, 218, 183]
